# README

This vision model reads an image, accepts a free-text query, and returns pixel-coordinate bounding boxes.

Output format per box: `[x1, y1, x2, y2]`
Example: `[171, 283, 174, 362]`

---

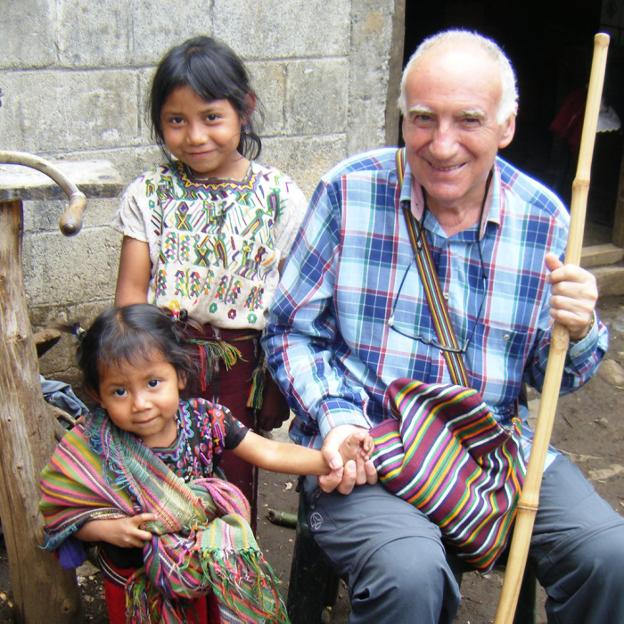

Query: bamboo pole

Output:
[494, 33, 610, 624]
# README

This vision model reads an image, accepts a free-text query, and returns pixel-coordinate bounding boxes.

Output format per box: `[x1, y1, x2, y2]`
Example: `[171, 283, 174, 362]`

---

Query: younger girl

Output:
[39, 304, 371, 624]
[113, 36, 308, 522]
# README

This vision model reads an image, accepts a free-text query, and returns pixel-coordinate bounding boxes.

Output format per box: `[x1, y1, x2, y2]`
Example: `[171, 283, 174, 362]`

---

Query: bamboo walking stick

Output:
[494, 32, 610, 624]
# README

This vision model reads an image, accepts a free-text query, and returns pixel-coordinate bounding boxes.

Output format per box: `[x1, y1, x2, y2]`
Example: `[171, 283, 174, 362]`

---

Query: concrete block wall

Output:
[0, 0, 404, 383]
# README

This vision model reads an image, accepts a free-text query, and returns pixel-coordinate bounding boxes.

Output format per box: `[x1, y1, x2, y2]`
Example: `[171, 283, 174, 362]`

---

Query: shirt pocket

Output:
[481, 325, 532, 393]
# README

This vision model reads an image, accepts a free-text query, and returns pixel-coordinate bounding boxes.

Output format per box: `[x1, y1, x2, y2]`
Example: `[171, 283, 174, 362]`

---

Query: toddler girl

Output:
[113, 36, 308, 522]
[39, 304, 371, 624]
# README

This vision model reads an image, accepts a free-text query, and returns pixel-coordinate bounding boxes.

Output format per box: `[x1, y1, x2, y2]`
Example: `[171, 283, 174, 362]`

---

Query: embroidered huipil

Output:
[154, 398, 248, 482]
[113, 161, 307, 329]
[263, 147, 608, 455]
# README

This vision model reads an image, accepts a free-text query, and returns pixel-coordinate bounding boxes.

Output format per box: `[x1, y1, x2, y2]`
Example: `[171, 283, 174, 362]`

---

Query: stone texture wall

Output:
[0, 0, 404, 382]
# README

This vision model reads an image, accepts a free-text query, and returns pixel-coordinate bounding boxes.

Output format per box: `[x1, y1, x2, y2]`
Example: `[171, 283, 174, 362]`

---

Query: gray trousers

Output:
[303, 455, 624, 624]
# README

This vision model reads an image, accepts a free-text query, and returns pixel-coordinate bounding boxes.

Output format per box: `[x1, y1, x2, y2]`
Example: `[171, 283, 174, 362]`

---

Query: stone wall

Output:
[0, 0, 404, 382]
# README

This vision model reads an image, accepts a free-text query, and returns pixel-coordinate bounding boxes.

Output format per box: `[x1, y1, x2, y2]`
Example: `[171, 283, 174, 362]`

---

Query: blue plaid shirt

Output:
[263, 148, 608, 451]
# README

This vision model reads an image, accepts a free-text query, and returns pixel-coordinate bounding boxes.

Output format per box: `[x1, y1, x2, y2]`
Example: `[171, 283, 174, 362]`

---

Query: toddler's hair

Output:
[77, 304, 197, 396]
[149, 35, 262, 160]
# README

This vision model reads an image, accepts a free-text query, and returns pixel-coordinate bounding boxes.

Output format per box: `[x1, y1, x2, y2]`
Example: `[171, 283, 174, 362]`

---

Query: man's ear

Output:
[498, 115, 516, 149]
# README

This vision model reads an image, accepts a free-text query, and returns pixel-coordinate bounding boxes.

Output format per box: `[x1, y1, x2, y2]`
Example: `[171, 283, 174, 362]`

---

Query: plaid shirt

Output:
[263, 148, 608, 449]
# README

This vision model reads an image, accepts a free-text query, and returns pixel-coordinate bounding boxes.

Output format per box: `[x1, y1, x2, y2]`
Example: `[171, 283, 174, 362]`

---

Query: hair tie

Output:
[57, 322, 87, 344]
[162, 306, 187, 323]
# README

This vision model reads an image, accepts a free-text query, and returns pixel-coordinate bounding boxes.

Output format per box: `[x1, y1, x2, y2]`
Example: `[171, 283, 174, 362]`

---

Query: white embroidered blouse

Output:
[113, 161, 307, 329]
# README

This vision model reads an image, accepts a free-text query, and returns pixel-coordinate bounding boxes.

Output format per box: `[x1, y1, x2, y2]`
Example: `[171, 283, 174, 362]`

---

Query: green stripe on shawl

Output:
[39, 409, 289, 623]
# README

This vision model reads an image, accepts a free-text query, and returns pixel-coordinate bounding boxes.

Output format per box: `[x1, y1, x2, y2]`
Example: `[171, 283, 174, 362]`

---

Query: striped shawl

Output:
[39, 410, 288, 623]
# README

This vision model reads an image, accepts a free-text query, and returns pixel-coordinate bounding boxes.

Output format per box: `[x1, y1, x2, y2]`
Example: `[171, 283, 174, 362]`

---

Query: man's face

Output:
[401, 42, 515, 214]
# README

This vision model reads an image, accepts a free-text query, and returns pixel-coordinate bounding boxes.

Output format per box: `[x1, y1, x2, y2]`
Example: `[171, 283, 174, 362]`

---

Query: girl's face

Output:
[95, 349, 185, 448]
[160, 85, 248, 179]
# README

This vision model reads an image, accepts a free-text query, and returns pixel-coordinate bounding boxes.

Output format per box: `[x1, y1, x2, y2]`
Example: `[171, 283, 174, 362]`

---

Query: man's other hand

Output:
[546, 252, 597, 341]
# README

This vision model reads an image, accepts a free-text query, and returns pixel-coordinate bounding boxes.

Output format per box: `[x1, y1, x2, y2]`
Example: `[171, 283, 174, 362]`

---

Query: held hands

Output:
[546, 253, 597, 341]
[319, 425, 377, 495]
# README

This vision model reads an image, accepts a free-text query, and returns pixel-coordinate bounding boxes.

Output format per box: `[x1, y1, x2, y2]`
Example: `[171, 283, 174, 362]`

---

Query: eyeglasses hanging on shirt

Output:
[388, 170, 492, 356]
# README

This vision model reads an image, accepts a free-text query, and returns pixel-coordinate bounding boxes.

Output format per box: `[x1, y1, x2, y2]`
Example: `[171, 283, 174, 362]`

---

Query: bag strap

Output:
[395, 148, 469, 387]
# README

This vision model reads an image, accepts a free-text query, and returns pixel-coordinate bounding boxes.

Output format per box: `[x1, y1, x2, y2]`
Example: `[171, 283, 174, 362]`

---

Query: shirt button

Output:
[503, 334, 511, 341]
[443, 293, 449, 300]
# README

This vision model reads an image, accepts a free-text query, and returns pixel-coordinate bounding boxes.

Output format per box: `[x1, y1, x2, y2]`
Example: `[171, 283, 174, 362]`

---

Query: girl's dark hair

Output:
[78, 304, 197, 396]
[149, 35, 262, 161]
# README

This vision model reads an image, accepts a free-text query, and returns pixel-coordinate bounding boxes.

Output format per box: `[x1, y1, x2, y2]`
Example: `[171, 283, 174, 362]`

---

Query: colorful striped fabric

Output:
[39, 410, 288, 623]
[370, 379, 526, 572]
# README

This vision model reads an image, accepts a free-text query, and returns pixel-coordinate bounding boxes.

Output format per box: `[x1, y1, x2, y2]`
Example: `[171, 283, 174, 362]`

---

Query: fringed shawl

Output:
[39, 409, 288, 623]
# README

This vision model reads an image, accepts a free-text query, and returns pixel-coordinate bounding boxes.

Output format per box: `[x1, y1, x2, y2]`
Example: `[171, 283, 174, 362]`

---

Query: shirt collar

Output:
[403, 158, 503, 239]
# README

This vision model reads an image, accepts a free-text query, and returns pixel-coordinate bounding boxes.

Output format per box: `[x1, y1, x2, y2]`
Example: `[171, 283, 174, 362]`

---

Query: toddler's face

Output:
[96, 350, 185, 447]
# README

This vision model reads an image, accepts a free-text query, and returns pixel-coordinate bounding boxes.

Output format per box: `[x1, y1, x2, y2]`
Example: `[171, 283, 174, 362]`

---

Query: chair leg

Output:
[287, 495, 340, 624]
[457, 554, 537, 624]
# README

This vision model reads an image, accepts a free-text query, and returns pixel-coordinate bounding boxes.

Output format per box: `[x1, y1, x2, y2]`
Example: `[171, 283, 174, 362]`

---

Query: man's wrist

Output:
[570, 312, 595, 343]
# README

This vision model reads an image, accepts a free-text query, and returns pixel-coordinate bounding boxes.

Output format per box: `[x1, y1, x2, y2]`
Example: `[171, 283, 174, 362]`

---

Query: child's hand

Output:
[319, 426, 377, 493]
[76, 513, 157, 548]
[325, 429, 378, 491]
[338, 429, 374, 463]
[105, 513, 157, 548]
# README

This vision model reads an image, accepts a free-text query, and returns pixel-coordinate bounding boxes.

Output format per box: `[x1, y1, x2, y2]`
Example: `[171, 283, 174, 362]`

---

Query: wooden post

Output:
[0, 198, 82, 623]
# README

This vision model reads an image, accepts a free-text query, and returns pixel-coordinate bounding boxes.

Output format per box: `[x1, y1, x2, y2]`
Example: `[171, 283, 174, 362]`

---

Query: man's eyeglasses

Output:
[388, 220, 488, 355]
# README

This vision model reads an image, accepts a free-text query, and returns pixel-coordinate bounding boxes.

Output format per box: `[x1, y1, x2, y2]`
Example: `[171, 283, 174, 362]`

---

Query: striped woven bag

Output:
[371, 379, 526, 572]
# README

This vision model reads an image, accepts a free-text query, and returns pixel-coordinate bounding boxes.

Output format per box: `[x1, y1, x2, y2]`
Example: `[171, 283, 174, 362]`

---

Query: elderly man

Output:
[263, 30, 624, 623]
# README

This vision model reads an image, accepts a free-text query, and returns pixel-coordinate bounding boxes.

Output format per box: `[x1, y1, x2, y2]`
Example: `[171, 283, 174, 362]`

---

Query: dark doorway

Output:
[401, 1, 623, 239]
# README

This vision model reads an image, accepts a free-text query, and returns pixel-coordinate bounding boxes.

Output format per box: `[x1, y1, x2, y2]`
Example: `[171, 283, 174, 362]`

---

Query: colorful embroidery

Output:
[175, 203, 192, 230]
[194, 237, 212, 267]
[122, 161, 304, 328]
[211, 236, 228, 268]
[156, 269, 167, 298]
[162, 232, 177, 262]
[215, 275, 242, 304]
[174, 270, 186, 297]
[189, 271, 203, 298]
[245, 286, 264, 311]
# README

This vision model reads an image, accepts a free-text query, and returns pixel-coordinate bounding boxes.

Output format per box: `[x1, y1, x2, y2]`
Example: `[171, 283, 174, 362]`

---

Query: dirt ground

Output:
[0, 295, 622, 623]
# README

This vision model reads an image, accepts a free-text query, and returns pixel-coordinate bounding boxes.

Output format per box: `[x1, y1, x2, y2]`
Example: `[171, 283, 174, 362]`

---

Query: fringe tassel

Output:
[199, 548, 289, 624]
[124, 548, 289, 624]
[125, 570, 209, 624]
[247, 361, 266, 410]
[188, 339, 243, 392]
